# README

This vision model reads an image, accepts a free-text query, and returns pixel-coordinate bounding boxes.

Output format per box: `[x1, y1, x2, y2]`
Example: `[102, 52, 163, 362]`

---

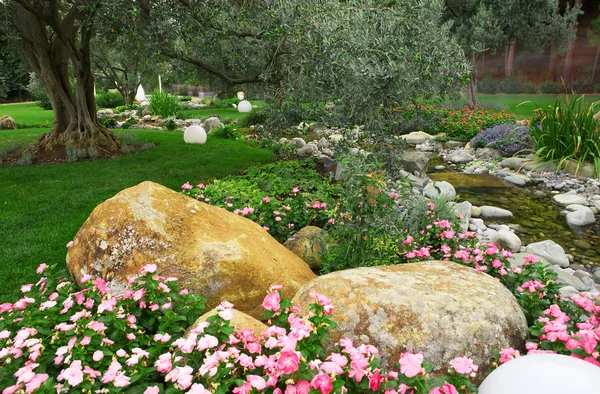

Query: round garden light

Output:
[183, 125, 207, 144]
[238, 100, 252, 113]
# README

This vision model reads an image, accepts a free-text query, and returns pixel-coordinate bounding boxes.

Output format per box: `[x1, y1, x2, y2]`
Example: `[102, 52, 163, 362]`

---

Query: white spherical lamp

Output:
[184, 125, 207, 144]
[238, 100, 252, 113]
[479, 354, 600, 394]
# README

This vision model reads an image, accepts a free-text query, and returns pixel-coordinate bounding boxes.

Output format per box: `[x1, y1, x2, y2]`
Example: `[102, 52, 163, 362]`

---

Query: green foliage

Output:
[538, 80, 565, 94]
[27, 73, 52, 110]
[115, 104, 138, 113]
[200, 97, 212, 105]
[164, 118, 178, 131]
[120, 117, 138, 129]
[98, 117, 118, 129]
[498, 76, 536, 94]
[178, 95, 192, 101]
[567, 78, 596, 94]
[236, 109, 268, 127]
[95, 91, 126, 109]
[530, 95, 600, 176]
[210, 125, 243, 140]
[256, 139, 298, 159]
[210, 96, 238, 108]
[477, 77, 498, 94]
[148, 91, 182, 118]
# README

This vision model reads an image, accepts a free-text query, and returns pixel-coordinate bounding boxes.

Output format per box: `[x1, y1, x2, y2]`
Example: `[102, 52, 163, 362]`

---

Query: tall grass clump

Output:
[530, 95, 600, 176]
[148, 91, 182, 118]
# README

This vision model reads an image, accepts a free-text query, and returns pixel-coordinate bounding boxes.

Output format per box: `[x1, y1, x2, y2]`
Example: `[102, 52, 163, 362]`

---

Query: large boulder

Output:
[400, 151, 431, 176]
[424, 181, 456, 201]
[203, 117, 224, 133]
[445, 149, 475, 164]
[283, 226, 326, 270]
[66, 181, 316, 319]
[186, 307, 267, 337]
[292, 261, 528, 378]
[0, 116, 17, 130]
[399, 131, 433, 145]
[566, 206, 596, 227]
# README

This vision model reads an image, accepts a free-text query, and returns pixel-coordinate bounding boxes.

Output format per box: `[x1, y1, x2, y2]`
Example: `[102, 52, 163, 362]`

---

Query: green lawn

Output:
[0, 102, 54, 128]
[445, 94, 600, 119]
[178, 101, 265, 123]
[0, 127, 272, 302]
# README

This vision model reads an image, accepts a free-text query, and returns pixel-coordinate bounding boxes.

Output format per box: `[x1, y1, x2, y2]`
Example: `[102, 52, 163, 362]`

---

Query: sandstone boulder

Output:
[66, 181, 316, 319]
[186, 307, 267, 337]
[283, 226, 326, 270]
[203, 117, 224, 133]
[292, 261, 528, 378]
[0, 116, 17, 130]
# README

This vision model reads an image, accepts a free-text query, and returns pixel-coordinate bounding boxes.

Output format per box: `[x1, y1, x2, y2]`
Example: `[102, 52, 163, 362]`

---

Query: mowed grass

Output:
[444, 94, 600, 119]
[0, 127, 273, 302]
[0, 102, 53, 128]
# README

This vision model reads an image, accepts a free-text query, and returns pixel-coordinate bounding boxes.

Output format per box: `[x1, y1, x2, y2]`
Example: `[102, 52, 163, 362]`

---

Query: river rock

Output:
[476, 148, 501, 160]
[424, 181, 456, 201]
[66, 181, 316, 319]
[508, 253, 550, 268]
[292, 137, 306, 148]
[291, 262, 528, 378]
[593, 271, 600, 285]
[504, 174, 528, 187]
[498, 157, 528, 170]
[187, 307, 267, 337]
[283, 226, 326, 270]
[400, 151, 431, 175]
[559, 286, 580, 298]
[446, 149, 475, 164]
[444, 141, 464, 149]
[203, 117, 224, 133]
[479, 206, 513, 220]
[452, 201, 472, 232]
[399, 131, 433, 145]
[566, 206, 596, 227]
[492, 230, 522, 253]
[471, 206, 481, 218]
[552, 194, 587, 207]
[297, 143, 319, 157]
[549, 266, 587, 291]
[523, 240, 570, 268]
[0, 116, 17, 130]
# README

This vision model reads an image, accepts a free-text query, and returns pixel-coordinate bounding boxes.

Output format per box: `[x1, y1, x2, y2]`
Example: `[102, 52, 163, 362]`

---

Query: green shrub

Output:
[497, 77, 520, 94]
[200, 96, 212, 105]
[178, 95, 192, 101]
[27, 72, 52, 110]
[567, 78, 596, 94]
[165, 118, 178, 131]
[98, 117, 118, 129]
[538, 80, 565, 94]
[148, 91, 182, 118]
[210, 125, 243, 140]
[120, 117, 138, 129]
[210, 96, 238, 108]
[531, 95, 600, 176]
[95, 91, 125, 109]
[478, 77, 497, 94]
[115, 104, 138, 113]
[237, 109, 268, 127]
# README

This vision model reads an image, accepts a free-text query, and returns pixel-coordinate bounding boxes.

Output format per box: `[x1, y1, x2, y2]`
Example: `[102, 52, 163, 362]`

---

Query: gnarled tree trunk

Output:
[549, 41, 559, 81]
[467, 54, 478, 109]
[14, 2, 121, 162]
[506, 39, 516, 77]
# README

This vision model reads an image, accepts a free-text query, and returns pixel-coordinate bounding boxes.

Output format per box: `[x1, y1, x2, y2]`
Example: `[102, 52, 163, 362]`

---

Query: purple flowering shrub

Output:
[469, 122, 531, 156]
[1, 264, 480, 394]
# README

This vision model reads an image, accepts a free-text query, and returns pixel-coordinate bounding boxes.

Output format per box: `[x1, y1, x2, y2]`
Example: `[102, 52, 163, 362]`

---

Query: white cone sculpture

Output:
[478, 354, 600, 394]
[238, 100, 252, 113]
[184, 126, 207, 144]
[135, 84, 147, 102]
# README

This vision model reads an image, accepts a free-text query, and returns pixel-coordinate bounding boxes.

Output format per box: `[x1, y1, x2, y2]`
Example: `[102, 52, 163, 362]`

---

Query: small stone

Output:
[492, 230, 521, 253]
[400, 151, 432, 176]
[552, 194, 588, 206]
[424, 181, 456, 201]
[470, 206, 481, 218]
[203, 117, 223, 132]
[445, 149, 475, 164]
[504, 175, 528, 187]
[291, 137, 306, 148]
[558, 286, 580, 298]
[479, 206, 513, 220]
[399, 131, 433, 145]
[566, 207, 596, 227]
[593, 271, 600, 284]
[297, 143, 319, 157]
[573, 270, 591, 280]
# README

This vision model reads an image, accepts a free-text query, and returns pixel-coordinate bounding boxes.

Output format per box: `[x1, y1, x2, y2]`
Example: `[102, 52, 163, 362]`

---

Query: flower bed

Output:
[469, 122, 531, 156]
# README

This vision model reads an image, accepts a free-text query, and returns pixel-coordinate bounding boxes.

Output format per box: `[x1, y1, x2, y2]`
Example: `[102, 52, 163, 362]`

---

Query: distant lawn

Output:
[443, 94, 600, 119]
[0, 102, 53, 128]
[0, 128, 272, 302]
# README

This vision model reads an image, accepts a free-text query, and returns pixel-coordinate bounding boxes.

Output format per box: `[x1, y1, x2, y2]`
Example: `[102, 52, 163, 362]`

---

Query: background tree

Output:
[0, 36, 31, 102]
[444, 0, 580, 107]
[586, 7, 600, 82]
[0, 0, 121, 161]
[563, 0, 584, 82]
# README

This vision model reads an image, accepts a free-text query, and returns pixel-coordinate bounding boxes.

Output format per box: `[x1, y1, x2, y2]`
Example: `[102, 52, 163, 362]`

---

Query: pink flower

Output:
[499, 347, 520, 363]
[182, 182, 193, 190]
[449, 356, 478, 375]
[262, 197, 271, 203]
[144, 387, 160, 394]
[155, 353, 173, 373]
[92, 351, 104, 362]
[25, 374, 48, 393]
[399, 351, 424, 378]
[140, 264, 157, 274]
[188, 384, 211, 394]
[36, 264, 48, 274]
[429, 382, 459, 394]
[165, 366, 194, 390]
[57, 360, 84, 387]
[292, 187, 300, 193]
[310, 373, 333, 394]
[66, 241, 74, 248]
[262, 291, 281, 311]
[247, 375, 267, 390]
[278, 351, 300, 374]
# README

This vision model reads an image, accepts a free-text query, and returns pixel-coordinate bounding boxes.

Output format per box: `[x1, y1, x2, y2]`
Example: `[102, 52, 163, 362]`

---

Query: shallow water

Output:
[429, 170, 600, 267]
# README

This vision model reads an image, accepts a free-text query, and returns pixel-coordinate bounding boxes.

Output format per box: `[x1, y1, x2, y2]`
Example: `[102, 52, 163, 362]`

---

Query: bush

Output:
[567, 78, 596, 94]
[497, 76, 536, 94]
[477, 77, 498, 94]
[200, 96, 212, 105]
[95, 91, 125, 109]
[237, 108, 268, 127]
[538, 80, 565, 94]
[470, 122, 532, 156]
[165, 118, 178, 131]
[210, 96, 238, 108]
[209, 125, 243, 140]
[149, 91, 182, 118]
[178, 95, 193, 102]
[98, 117, 118, 129]
[530, 95, 600, 176]
[115, 104, 138, 113]
[27, 72, 52, 110]
[120, 117, 138, 129]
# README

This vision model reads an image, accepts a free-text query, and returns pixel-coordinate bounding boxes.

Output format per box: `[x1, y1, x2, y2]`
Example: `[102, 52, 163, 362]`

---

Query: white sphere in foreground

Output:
[479, 354, 600, 394]
[238, 100, 252, 113]
[184, 125, 207, 144]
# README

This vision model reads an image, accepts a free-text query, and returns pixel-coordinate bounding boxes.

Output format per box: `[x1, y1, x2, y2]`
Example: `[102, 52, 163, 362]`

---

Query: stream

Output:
[427, 162, 600, 267]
